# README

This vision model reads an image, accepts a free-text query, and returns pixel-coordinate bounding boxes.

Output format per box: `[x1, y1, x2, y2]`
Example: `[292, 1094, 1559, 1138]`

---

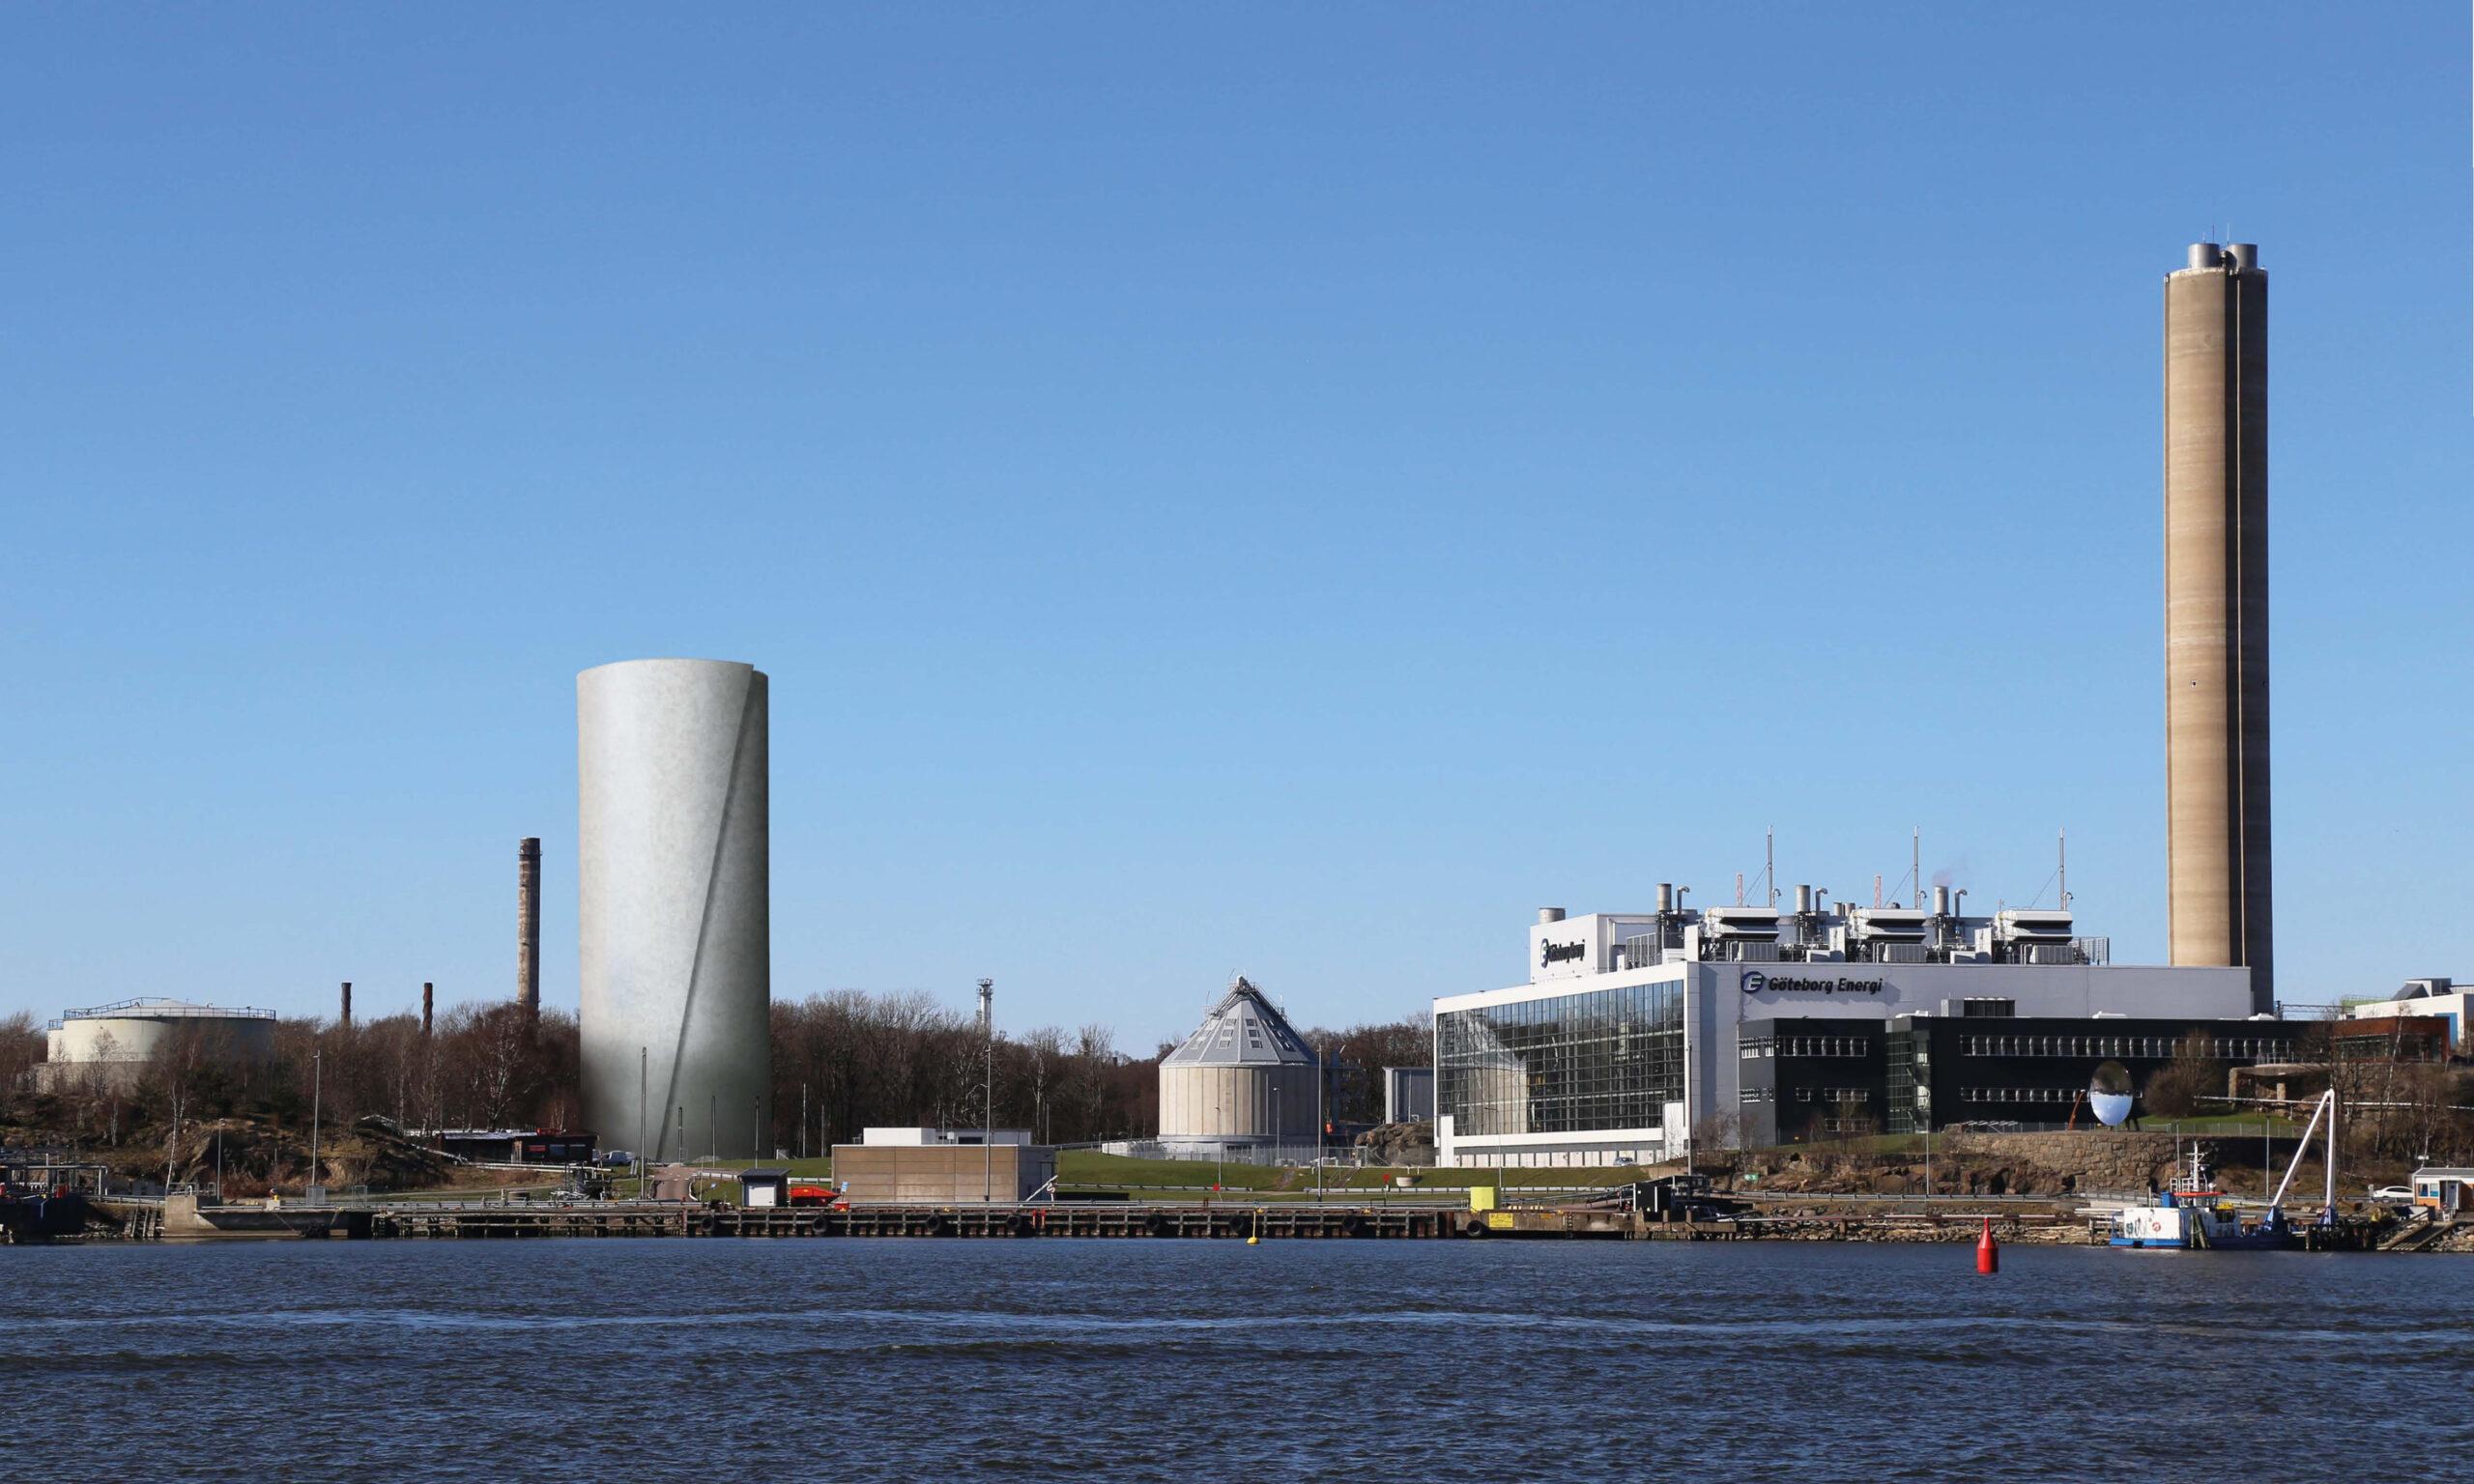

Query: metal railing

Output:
[49, 997, 277, 1029]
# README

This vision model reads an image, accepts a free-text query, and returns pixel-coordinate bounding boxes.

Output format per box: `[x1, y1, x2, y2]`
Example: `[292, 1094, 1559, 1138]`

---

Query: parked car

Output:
[2368, 1184, 2415, 1202]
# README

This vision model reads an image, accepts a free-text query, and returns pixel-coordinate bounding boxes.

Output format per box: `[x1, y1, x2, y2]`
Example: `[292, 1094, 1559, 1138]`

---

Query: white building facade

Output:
[1434, 894, 2256, 1168]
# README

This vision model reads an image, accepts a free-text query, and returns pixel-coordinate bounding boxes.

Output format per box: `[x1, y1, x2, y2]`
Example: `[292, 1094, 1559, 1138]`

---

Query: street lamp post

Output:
[979, 979, 994, 1203]
[308, 1049, 323, 1203]
[1314, 1037, 1325, 1203]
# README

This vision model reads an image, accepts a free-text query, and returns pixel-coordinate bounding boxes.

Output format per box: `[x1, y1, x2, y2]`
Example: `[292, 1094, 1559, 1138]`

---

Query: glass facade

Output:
[1436, 982, 1686, 1138]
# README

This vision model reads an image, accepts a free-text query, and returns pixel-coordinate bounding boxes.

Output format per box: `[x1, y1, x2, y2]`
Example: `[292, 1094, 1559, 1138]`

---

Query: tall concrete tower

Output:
[577, 659, 770, 1160]
[517, 837, 542, 1017]
[2164, 242, 2272, 1012]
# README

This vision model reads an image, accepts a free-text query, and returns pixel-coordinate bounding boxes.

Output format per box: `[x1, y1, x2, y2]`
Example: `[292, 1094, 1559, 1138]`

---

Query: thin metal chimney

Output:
[421, 983, 434, 1037]
[518, 837, 542, 1016]
[339, 981, 352, 1027]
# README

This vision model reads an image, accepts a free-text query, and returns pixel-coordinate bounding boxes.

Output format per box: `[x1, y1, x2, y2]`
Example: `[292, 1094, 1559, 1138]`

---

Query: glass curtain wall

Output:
[1436, 983, 1685, 1137]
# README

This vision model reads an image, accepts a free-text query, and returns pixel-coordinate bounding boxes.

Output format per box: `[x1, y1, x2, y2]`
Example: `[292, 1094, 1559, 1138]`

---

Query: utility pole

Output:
[979, 979, 994, 1204]
[308, 1049, 323, 1204]
[638, 1046, 647, 1195]
[1314, 1036, 1325, 1203]
[163, 1090, 180, 1198]
[800, 1083, 809, 1162]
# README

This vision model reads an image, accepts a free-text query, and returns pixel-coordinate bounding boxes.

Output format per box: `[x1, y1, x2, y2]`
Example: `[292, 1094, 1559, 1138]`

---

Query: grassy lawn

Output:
[601, 1151, 1657, 1205]
[1053, 1151, 1647, 1193]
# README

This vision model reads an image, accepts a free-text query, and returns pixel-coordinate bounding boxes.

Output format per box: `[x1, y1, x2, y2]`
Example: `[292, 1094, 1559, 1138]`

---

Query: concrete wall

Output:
[578, 659, 771, 1160]
[831, 1144, 1057, 1204]
[1157, 1064, 1316, 1141]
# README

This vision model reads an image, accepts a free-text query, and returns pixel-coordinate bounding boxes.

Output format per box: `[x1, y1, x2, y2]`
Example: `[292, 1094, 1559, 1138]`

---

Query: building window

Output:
[1435, 981, 1686, 1139]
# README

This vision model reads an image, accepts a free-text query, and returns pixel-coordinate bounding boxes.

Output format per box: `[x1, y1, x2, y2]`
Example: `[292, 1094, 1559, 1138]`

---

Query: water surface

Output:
[4, 1239, 2464, 1479]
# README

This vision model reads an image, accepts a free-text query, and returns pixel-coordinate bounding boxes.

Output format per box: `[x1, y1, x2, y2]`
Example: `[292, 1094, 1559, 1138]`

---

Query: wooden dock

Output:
[358, 1200, 1484, 1241]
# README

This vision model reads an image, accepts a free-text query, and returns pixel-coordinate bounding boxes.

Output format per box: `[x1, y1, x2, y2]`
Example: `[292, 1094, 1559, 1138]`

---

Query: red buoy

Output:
[1976, 1215, 1999, 1274]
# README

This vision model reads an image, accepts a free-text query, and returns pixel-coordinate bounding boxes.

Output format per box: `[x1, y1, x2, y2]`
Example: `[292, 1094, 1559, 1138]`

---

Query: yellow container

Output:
[1468, 1185, 1498, 1213]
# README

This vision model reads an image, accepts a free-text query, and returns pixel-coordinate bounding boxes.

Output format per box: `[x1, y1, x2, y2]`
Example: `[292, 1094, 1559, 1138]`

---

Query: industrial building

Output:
[2347, 978, 2469, 1050]
[1433, 894, 2258, 1167]
[1156, 977, 1320, 1158]
[428, 1127, 598, 1165]
[1383, 1067, 1434, 1125]
[2165, 242, 2274, 1010]
[832, 1127, 1057, 1204]
[33, 998, 277, 1093]
[577, 658, 772, 1161]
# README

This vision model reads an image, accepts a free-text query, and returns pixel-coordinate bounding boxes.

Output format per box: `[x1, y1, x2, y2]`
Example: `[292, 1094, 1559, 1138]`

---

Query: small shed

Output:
[2411, 1167, 2474, 1214]
[740, 1169, 791, 1209]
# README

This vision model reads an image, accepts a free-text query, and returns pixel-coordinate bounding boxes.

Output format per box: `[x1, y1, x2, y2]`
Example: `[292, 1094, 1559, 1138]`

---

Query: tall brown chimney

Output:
[421, 982, 434, 1036]
[339, 981, 352, 1026]
[2165, 242, 2273, 1013]
[518, 837, 542, 1017]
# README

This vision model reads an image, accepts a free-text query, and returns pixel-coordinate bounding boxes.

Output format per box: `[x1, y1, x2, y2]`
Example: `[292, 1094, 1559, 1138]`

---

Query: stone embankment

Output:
[1733, 1130, 2316, 1201]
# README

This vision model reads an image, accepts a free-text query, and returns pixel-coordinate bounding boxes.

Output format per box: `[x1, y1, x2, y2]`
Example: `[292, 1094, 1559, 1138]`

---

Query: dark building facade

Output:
[1740, 1013, 2319, 1143]
[1737, 1019, 1888, 1146]
[1882, 1015, 2306, 1135]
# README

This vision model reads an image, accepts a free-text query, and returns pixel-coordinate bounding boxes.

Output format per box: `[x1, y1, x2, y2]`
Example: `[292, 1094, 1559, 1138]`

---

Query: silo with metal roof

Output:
[1157, 977, 1319, 1157]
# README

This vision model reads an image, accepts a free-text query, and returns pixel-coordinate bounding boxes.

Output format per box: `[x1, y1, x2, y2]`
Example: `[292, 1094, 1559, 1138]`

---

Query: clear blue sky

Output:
[4, 7, 2468, 1048]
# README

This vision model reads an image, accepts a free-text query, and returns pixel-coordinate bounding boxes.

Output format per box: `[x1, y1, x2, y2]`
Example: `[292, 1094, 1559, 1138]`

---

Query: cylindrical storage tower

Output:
[2164, 243, 2272, 1012]
[1156, 978, 1318, 1156]
[578, 659, 770, 1160]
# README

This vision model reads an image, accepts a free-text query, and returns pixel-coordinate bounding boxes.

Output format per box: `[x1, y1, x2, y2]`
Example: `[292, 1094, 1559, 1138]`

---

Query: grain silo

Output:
[1157, 977, 1318, 1158]
[578, 658, 771, 1160]
[2164, 242, 2273, 1011]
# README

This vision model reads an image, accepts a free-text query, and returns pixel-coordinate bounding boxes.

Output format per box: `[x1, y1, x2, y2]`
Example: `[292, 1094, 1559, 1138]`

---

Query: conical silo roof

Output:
[1161, 977, 1315, 1068]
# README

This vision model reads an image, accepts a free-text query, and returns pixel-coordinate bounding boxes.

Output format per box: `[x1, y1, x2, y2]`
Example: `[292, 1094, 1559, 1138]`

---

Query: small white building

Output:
[859, 1127, 1033, 1147]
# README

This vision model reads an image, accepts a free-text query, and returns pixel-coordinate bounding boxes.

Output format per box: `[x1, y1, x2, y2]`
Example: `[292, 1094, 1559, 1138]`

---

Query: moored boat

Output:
[2111, 1151, 2294, 1249]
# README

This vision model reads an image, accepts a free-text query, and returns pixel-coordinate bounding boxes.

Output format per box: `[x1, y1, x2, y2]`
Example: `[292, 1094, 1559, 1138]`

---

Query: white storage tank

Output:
[38, 998, 277, 1091]
[578, 658, 771, 1160]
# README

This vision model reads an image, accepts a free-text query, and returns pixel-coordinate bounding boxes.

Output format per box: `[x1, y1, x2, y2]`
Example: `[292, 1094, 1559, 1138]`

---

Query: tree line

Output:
[2, 992, 1438, 1160]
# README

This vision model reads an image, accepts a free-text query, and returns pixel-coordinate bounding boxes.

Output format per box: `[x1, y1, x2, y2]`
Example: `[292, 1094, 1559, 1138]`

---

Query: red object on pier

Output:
[1976, 1216, 1999, 1274]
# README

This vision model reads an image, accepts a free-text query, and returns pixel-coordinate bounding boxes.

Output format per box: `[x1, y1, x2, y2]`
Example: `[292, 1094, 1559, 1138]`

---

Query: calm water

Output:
[4, 1238, 2468, 1479]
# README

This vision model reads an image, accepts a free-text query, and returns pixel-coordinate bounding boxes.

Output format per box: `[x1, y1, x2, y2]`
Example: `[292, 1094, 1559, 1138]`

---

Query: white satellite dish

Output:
[2089, 1061, 2135, 1127]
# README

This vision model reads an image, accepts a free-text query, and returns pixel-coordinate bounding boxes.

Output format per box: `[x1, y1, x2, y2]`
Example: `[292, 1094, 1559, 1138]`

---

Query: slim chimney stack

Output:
[339, 981, 352, 1026]
[421, 982, 434, 1037]
[518, 837, 542, 1017]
